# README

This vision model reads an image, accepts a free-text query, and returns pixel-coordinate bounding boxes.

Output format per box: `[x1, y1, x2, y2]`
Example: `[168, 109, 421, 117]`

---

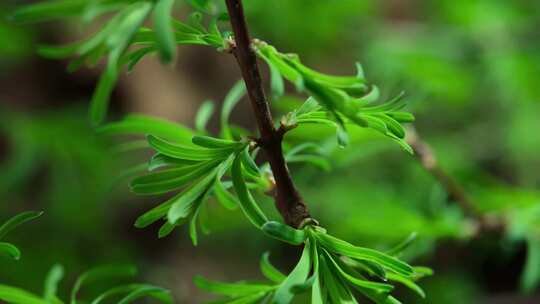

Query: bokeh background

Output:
[1, 0, 540, 303]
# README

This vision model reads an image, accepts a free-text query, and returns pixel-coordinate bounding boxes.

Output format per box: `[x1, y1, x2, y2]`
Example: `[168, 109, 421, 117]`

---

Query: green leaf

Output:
[98, 114, 193, 142]
[130, 161, 219, 195]
[314, 232, 413, 277]
[240, 146, 260, 177]
[153, 0, 176, 63]
[386, 232, 417, 256]
[44, 264, 64, 301]
[89, 52, 119, 126]
[209, 292, 268, 304]
[272, 240, 312, 304]
[189, 197, 210, 246]
[318, 255, 356, 304]
[148, 135, 234, 161]
[192, 136, 244, 149]
[195, 101, 215, 133]
[0, 242, 21, 260]
[323, 250, 394, 293]
[260, 252, 286, 283]
[148, 154, 196, 171]
[167, 167, 219, 224]
[71, 265, 137, 304]
[268, 61, 285, 100]
[158, 220, 181, 238]
[387, 112, 415, 123]
[117, 285, 172, 304]
[231, 155, 268, 228]
[194, 276, 273, 297]
[221, 81, 247, 139]
[521, 237, 540, 293]
[286, 155, 331, 171]
[0, 211, 43, 239]
[135, 192, 183, 228]
[90, 284, 171, 304]
[0, 285, 49, 304]
[125, 46, 156, 72]
[11, 0, 88, 23]
[213, 179, 239, 210]
[296, 97, 321, 116]
[386, 273, 425, 298]
[343, 258, 386, 281]
[311, 243, 323, 304]
[261, 221, 307, 245]
[90, 2, 152, 126]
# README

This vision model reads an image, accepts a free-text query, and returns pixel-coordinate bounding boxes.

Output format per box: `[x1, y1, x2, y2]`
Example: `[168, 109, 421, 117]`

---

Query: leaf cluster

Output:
[198, 222, 431, 304]
[99, 83, 274, 244]
[0, 264, 172, 304]
[256, 43, 415, 152]
[13, 0, 227, 126]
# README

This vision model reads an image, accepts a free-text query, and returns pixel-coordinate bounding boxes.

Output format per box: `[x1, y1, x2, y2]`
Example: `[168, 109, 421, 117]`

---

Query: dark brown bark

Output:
[225, 0, 310, 228]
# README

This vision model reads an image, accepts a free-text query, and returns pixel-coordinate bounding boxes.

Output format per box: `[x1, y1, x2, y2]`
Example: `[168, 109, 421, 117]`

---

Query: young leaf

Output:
[167, 168, 219, 224]
[135, 192, 184, 228]
[311, 243, 324, 304]
[261, 221, 307, 245]
[117, 285, 173, 304]
[71, 265, 137, 304]
[213, 179, 239, 210]
[98, 114, 193, 142]
[153, 0, 176, 63]
[521, 237, 540, 293]
[89, 2, 153, 126]
[240, 146, 260, 177]
[192, 136, 244, 149]
[90, 284, 170, 304]
[386, 273, 425, 298]
[0, 243, 21, 260]
[315, 232, 413, 277]
[195, 101, 215, 133]
[272, 240, 312, 304]
[268, 61, 285, 100]
[130, 160, 219, 195]
[0, 285, 49, 304]
[0, 211, 43, 239]
[221, 81, 247, 139]
[318, 255, 357, 304]
[323, 250, 394, 293]
[231, 155, 268, 228]
[148, 154, 196, 171]
[194, 276, 273, 297]
[11, 0, 88, 23]
[386, 232, 417, 256]
[260, 252, 286, 283]
[43, 264, 64, 301]
[148, 135, 234, 161]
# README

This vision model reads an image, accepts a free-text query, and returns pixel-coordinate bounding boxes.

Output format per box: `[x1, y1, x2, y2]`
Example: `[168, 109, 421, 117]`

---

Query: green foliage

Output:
[13, 0, 227, 126]
[8, 1, 433, 303]
[130, 132, 269, 244]
[0, 264, 172, 304]
[256, 43, 414, 152]
[0, 211, 43, 260]
[197, 223, 431, 304]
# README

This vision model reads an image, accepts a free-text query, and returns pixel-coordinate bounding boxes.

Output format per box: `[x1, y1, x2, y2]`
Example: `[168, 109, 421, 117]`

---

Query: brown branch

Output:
[225, 0, 310, 228]
[406, 126, 504, 233]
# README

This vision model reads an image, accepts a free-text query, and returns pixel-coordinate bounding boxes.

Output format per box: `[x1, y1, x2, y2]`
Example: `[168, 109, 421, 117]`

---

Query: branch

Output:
[406, 126, 504, 233]
[225, 0, 310, 228]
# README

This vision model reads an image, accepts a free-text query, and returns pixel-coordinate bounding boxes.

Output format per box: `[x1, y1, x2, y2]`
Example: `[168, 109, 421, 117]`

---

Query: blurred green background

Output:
[1, 0, 539, 303]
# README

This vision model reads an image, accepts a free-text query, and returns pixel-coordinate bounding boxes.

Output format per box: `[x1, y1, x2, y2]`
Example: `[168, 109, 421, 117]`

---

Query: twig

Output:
[406, 126, 504, 233]
[225, 0, 310, 228]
